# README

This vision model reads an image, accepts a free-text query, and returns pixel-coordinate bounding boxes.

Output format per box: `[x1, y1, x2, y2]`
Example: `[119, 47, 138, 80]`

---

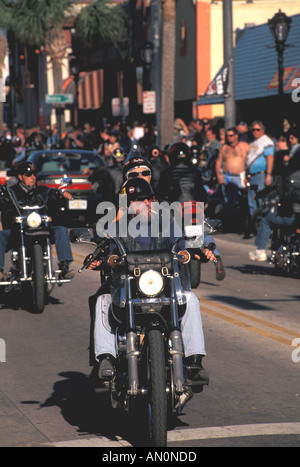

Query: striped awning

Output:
[62, 69, 104, 110]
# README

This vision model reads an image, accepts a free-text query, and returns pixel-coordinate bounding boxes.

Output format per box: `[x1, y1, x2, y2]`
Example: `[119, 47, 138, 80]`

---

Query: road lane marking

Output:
[198, 298, 300, 347]
[201, 306, 292, 346]
[168, 422, 300, 442]
[200, 298, 299, 338]
[47, 422, 300, 446]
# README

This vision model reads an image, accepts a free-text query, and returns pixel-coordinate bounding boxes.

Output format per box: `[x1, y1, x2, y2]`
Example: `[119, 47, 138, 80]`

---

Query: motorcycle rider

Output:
[156, 142, 226, 281]
[249, 145, 300, 261]
[0, 162, 75, 280]
[107, 147, 125, 205]
[87, 177, 215, 386]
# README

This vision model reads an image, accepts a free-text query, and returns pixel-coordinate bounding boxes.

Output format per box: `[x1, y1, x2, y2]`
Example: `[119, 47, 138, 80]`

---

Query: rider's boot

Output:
[184, 354, 209, 392]
[59, 261, 75, 279]
[98, 354, 115, 380]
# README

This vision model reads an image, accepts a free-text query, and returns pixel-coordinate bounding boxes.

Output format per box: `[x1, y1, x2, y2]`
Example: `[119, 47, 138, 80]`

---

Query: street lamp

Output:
[141, 42, 154, 91]
[268, 10, 292, 134]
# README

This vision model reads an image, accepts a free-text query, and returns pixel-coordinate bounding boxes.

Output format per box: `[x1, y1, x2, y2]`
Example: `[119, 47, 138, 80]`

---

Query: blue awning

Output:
[197, 13, 300, 106]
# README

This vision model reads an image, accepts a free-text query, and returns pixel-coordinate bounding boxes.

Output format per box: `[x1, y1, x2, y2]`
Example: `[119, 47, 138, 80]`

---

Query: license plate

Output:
[69, 199, 88, 210]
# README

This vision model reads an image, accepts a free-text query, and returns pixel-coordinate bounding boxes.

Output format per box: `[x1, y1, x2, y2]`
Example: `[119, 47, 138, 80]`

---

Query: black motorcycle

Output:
[70, 218, 221, 447]
[0, 179, 72, 313]
[269, 205, 300, 276]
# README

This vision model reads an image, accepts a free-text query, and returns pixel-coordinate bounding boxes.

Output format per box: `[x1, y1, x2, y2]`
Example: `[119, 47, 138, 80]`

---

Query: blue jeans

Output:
[0, 225, 73, 270]
[94, 291, 206, 361]
[255, 211, 295, 250]
[248, 172, 266, 216]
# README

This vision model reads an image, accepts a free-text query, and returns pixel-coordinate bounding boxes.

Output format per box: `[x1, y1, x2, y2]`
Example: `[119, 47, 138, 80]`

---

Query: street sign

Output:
[143, 91, 156, 114]
[45, 94, 74, 104]
[111, 97, 129, 117]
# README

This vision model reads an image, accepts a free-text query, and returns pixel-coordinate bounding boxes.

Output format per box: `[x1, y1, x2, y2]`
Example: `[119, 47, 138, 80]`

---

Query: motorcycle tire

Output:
[32, 243, 45, 313]
[189, 259, 201, 288]
[146, 329, 167, 447]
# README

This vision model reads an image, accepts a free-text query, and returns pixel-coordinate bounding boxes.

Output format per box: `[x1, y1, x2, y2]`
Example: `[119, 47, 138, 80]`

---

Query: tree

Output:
[75, 0, 128, 59]
[0, 0, 128, 130]
[160, 0, 176, 148]
[0, 0, 72, 129]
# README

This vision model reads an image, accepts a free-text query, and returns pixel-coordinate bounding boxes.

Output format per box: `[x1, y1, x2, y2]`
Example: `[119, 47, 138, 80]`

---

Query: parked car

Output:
[26, 149, 107, 226]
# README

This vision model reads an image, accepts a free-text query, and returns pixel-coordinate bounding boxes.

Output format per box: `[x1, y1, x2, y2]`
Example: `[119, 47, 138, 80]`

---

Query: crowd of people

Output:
[1, 115, 300, 265]
[0, 116, 299, 390]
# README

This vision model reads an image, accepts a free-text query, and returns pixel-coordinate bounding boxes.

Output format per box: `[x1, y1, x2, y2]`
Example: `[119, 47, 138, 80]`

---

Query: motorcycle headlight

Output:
[27, 212, 42, 228]
[139, 270, 164, 297]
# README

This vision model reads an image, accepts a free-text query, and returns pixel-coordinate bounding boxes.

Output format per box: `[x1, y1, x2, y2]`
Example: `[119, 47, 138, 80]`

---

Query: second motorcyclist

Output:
[0, 162, 75, 280]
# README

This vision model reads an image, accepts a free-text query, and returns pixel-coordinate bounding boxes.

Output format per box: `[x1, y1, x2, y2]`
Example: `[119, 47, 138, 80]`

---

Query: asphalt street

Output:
[0, 232, 299, 448]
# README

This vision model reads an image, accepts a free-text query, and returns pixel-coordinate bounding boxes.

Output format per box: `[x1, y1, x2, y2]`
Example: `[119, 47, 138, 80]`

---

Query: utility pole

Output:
[152, 0, 161, 148]
[223, 0, 236, 128]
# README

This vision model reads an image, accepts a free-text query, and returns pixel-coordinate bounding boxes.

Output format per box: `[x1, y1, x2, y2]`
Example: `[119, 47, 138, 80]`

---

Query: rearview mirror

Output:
[204, 219, 223, 234]
[59, 177, 72, 189]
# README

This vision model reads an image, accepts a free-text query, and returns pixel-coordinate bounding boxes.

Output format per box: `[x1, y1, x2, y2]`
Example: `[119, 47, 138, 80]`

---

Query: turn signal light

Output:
[177, 250, 191, 264]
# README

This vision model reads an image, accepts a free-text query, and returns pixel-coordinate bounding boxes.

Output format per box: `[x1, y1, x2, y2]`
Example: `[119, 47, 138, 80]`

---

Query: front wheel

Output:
[32, 243, 45, 313]
[146, 329, 167, 447]
[189, 259, 201, 288]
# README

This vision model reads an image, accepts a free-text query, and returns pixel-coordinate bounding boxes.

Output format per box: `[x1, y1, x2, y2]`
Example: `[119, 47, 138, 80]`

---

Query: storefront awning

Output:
[62, 69, 104, 110]
[197, 13, 300, 106]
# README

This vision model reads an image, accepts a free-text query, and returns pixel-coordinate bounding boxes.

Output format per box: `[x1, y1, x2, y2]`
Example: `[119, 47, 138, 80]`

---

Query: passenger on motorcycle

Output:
[249, 146, 300, 261]
[0, 162, 75, 280]
[156, 142, 226, 280]
[87, 177, 215, 386]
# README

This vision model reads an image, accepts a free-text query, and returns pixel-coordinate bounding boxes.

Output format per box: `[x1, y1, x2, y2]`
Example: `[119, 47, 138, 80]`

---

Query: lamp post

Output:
[268, 10, 292, 135]
[223, 0, 236, 129]
[69, 55, 80, 127]
[141, 42, 154, 91]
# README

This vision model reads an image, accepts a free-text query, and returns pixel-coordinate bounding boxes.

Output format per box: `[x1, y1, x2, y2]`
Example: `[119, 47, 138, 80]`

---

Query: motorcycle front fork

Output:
[125, 276, 185, 397]
[12, 242, 52, 281]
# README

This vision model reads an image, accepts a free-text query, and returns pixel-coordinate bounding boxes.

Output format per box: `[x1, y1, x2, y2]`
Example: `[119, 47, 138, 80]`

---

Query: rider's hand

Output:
[62, 190, 72, 200]
[193, 248, 216, 262]
[84, 254, 102, 270]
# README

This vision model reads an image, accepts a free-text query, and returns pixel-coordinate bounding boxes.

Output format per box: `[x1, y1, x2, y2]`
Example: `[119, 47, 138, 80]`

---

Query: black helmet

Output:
[121, 177, 154, 204]
[16, 162, 36, 176]
[122, 156, 152, 179]
[168, 142, 191, 166]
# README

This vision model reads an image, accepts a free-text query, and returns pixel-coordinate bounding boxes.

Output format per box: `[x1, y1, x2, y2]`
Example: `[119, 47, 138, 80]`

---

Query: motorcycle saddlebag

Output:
[126, 250, 173, 277]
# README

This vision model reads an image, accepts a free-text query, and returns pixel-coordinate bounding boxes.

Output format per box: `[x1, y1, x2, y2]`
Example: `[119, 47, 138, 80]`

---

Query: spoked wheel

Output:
[145, 329, 167, 447]
[32, 243, 45, 313]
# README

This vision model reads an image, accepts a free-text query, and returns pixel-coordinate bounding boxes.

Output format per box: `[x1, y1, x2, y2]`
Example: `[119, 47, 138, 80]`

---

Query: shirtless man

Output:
[215, 127, 249, 189]
[215, 127, 249, 223]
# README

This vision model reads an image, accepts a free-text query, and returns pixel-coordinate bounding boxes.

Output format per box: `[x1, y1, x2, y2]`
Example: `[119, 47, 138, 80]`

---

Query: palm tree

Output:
[0, 0, 128, 129]
[75, 0, 128, 59]
[160, 0, 176, 148]
[0, 0, 72, 129]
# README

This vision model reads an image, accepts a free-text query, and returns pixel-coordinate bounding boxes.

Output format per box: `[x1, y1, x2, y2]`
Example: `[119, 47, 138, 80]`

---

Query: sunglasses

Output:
[22, 170, 37, 177]
[226, 133, 235, 137]
[127, 170, 151, 179]
[252, 128, 262, 132]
